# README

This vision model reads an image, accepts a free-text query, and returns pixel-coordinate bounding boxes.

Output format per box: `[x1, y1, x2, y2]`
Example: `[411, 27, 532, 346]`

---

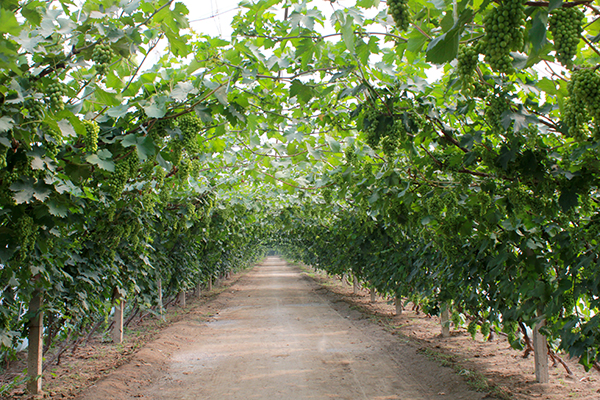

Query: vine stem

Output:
[581, 36, 600, 58]
[261, 170, 334, 191]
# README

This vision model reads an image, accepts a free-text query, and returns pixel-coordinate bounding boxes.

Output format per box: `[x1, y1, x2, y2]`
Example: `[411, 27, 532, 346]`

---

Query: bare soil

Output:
[306, 266, 600, 400]
[75, 257, 485, 400]
[2, 256, 600, 399]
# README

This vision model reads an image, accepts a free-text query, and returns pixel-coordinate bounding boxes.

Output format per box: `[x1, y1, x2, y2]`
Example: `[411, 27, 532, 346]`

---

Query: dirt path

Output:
[77, 257, 486, 400]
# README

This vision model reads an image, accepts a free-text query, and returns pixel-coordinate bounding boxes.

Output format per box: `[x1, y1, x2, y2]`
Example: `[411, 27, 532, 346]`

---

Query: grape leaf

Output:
[0, 116, 14, 133]
[559, 190, 578, 212]
[548, 0, 563, 12]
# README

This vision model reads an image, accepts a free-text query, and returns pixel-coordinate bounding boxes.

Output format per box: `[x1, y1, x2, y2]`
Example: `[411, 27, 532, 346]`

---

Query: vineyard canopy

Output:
[1, 0, 600, 389]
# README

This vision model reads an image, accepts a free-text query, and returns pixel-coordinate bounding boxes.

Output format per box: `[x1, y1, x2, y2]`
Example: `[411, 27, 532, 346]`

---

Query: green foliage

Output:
[3, 0, 600, 381]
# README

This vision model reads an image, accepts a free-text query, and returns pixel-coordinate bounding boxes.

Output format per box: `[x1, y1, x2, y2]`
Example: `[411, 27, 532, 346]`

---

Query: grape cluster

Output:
[176, 114, 203, 153]
[44, 128, 62, 158]
[457, 45, 479, 89]
[549, 8, 584, 68]
[480, 321, 491, 339]
[14, 214, 37, 255]
[562, 288, 575, 311]
[484, 92, 510, 133]
[451, 311, 462, 328]
[47, 82, 68, 111]
[457, 172, 473, 187]
[127, 151, 140, 177]
[322, 187, 333, 203]
[480, 0, 525, 73]
[171, 143, 183, 166]
[387, 0, 411, 31]
[92, 43, 114, 75]
[139, 160, 155, 182]
[384, 119, 407, 157]
[190, 159, 201, 177]
[107, 161, 130, 197]
[0, 167, 19, 205]
[106, 203, 117, 222]
[0, 144, 8, 169]
[81, 120, 99, 153]
[24, 99, 45, 121]
[564, 68, 600, 139]
[155, 166, 166, 188]
[178, 159, 190, 179]
[149, 118, 173, 144]
[563, 97, 588, 139]
[362, 106, 381, 149]
[502, 320, 520, 348]
[345, 146, 358, 166]
[467, 320, 478, 339]
[141, 191, 157, 213]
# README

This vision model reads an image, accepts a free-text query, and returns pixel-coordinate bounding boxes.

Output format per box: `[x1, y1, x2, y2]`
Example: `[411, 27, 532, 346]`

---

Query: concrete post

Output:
[533, 319, 549, 383]
[27, 291, 43, 395]
[112, 294, 124, 344]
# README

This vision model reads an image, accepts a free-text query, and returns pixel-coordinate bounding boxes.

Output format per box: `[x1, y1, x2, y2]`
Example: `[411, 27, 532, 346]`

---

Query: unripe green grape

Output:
[467, 320, 478, 338]
[481, 0, 525, 73]
[24, 99, 45, 121]
[380, 135, 398, 157]
[480, 321, 491, 339]
[15, 214, 37, 254]
[485, 92, 510, 133]
[155, 166, 166, 188]
[345, 146, 358, 165]
[127, 151, 140, 179]
[176, 114, 203, 153]
[451, 311, 462, 328]
[0, 145, 8, 169]
[549, 8, 584, 68]
[457, 45, 479, 90]
[178, 159, 190, 179]
[107, 161, 130, 197]
[189, 159, 201, 177]
[387, 0, 411, 31]
[362, 106, 381, 149]
[107, 203, 117, 222]
[564, 67, 600, 139]
[171, 142, 183, 166]
[562, 288, 575, 311]
[47, 82, 68, 111]
[92, 43, 114, 75]
[149, 118, 173, 144]
[44, 128, 61, 158]
[81, 120, 99, 153]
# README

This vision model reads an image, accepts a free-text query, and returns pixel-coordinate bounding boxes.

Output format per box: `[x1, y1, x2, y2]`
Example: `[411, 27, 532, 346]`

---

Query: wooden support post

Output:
[353, 275, 359, 295]
[395, 295, 403, 316]
[27, 291, 43, 395]
[370, 289, 376, 303]
[207, 278, 212, 291]
[196, 281, 202, 298]
[441, 304, 450, 338]
[533, 319, 549, 383]
[179, 290, 186, 308]
[112, 294, 124, 344]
